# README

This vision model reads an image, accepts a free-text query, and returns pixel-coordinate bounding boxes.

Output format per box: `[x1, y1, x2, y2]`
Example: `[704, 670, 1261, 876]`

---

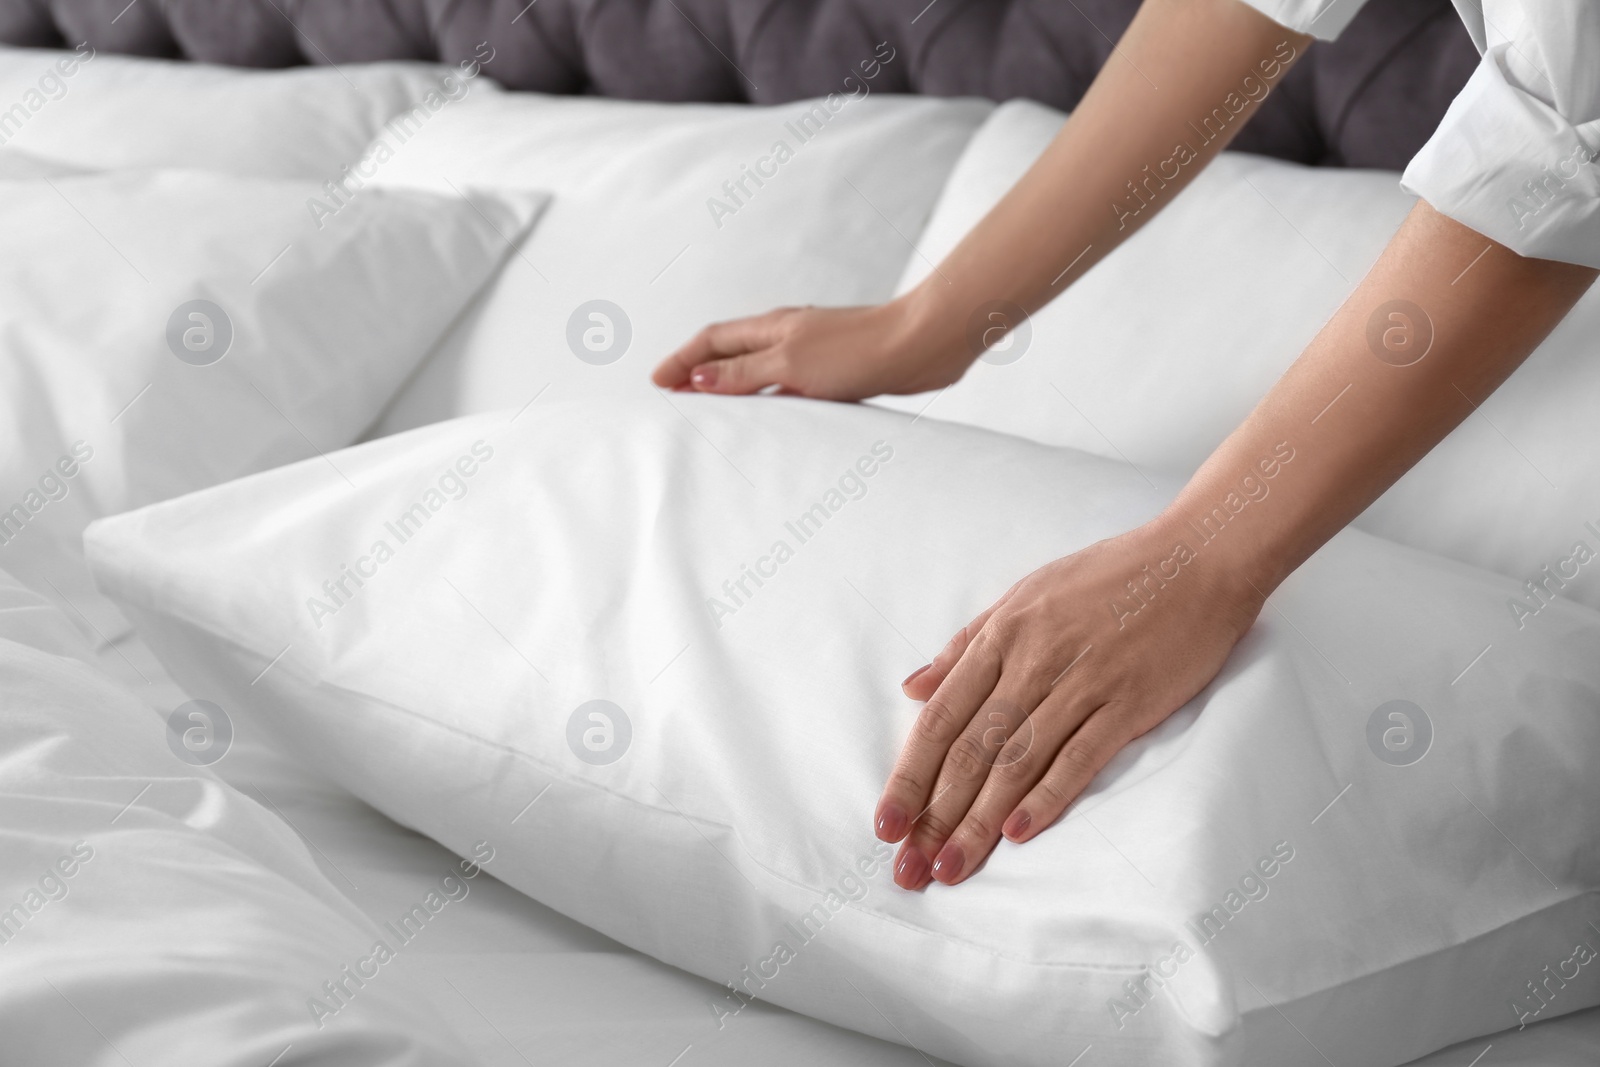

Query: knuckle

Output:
[1039, 773, 1074, 809]
[957, 809, 995, 843]
[912, 698, 966, 745]
[916, 807, 960, 841]
[1057, 741, 1100, 780]
[944, 734, 991, 781]
[882, 771, 927, 810]
[990, 743, 1037, 783]
[977, 613, 1019, 649]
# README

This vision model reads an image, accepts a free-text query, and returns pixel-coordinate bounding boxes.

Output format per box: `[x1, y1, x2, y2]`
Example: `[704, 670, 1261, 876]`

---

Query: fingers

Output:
[875, 635, 1002, 886]
[1004, 702, 1136, 844]
[651, 309, 795, 389]
[899, 686, 1045, 888]
[685, 350, 789, 395]
[928, 687, 1100, 885]
[901, 584, 1020, 702]
[900, 622, 980, 703]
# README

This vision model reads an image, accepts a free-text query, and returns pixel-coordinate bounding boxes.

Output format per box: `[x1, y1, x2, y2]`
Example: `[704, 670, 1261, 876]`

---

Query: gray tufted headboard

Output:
[0, 0, 1475, 169]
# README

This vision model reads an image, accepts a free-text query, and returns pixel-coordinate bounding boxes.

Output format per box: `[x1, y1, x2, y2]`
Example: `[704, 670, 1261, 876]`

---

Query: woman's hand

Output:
[874, 518, 1266, 889]
[650, 300, 970, 401]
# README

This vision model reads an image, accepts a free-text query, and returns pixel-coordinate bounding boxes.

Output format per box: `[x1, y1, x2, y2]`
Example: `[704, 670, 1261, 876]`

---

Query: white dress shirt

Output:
[1238, 0, 1600, 268]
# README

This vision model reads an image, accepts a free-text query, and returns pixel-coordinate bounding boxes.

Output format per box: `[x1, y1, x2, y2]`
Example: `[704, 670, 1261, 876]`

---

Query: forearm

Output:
[1158, 201, 1598, 601]
[896, 0, 1310, 365]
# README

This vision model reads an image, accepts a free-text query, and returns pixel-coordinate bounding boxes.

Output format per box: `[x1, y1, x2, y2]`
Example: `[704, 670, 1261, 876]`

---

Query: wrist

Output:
[1138, 488, 1284, 627]
[883, 280, 979, 390]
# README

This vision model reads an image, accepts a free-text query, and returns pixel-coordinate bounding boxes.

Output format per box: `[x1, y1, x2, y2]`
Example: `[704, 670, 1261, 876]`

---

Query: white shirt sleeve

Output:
[1231, 0, 1370, 41]
[1401, 2, 1600, 268]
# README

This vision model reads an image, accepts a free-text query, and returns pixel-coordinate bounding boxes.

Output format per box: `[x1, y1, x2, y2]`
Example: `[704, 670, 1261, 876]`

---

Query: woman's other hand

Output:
[650, 300, 970, 402]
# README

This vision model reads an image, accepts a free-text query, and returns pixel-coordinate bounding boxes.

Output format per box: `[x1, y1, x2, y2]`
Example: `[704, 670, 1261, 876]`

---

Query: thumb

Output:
[689, 350, 788, 395]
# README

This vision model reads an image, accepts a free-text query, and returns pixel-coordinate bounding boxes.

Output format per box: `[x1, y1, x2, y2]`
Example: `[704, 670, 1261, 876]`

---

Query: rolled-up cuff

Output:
[1402, 46, 1600, 268]
[1231, 0, 1367, 41]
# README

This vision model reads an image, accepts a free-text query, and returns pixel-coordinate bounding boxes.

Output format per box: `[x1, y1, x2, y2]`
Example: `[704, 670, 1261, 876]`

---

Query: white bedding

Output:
[2, 42, 1597, 1067]
[363, 90, 990, 436]
[86, 394, 1600, 1066]
[0, 46, 487, 176]
[98, 619, 1600, 1067]
[0, 573, 476, 1065]
[246, 750, 1600, 1067]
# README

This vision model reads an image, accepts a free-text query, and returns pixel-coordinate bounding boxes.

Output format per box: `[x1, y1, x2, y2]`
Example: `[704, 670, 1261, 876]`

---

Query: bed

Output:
[3, 1, 1598, 1064]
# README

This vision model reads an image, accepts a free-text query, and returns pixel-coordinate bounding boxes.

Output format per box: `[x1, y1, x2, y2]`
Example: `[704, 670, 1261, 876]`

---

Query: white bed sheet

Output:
[91, 628, 1600, 1067]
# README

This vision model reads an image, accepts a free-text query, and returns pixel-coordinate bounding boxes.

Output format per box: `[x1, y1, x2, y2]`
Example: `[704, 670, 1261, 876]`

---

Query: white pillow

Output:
[0, 168, 544, 638]
[0, 568, 478, 1064]
[880, 99, 1406, 473]
[881, 99, 1600, 612]
[0, 45, 492, 177]
[364, 91, 990, 435]
[87, 393, 1600, 1067]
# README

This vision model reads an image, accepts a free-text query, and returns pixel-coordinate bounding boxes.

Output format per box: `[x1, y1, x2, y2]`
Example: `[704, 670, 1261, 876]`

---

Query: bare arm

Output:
[652, 0, 1311, 396]
[642, 0, 1600, 887]
[1172, 202, 1597, 602]
[877, 209, 1594, 888]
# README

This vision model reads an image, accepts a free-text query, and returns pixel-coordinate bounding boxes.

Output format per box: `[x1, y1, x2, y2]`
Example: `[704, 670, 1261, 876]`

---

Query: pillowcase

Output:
[0, 167, 544, 638]
[87, 392, 1600, 1067]
[0, 45, 492, 176]
[0, 567, 477, 1064]
[363, 90, 990, 435]
[881, 99, 1600, 612]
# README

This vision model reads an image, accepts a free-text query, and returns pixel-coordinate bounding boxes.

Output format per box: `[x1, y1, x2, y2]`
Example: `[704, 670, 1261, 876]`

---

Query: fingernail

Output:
[690, 365, 717, 389]
[901, 664, 930, 688]
[1003, 809, 1031, 841]
[894, 848, 930, 889]
[931, 842, 965, 884]
[875, 802, 908, 842]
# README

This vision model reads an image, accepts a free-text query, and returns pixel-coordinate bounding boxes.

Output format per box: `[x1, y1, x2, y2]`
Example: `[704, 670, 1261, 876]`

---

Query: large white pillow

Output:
[364, 91, 990, 434]
[881, 99, 1600, 611]
[0, 568, 478, 1064]
[0, 45, 491, 176]
[88, 393, 1600, 1067]
[0, 168, 543, 638]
